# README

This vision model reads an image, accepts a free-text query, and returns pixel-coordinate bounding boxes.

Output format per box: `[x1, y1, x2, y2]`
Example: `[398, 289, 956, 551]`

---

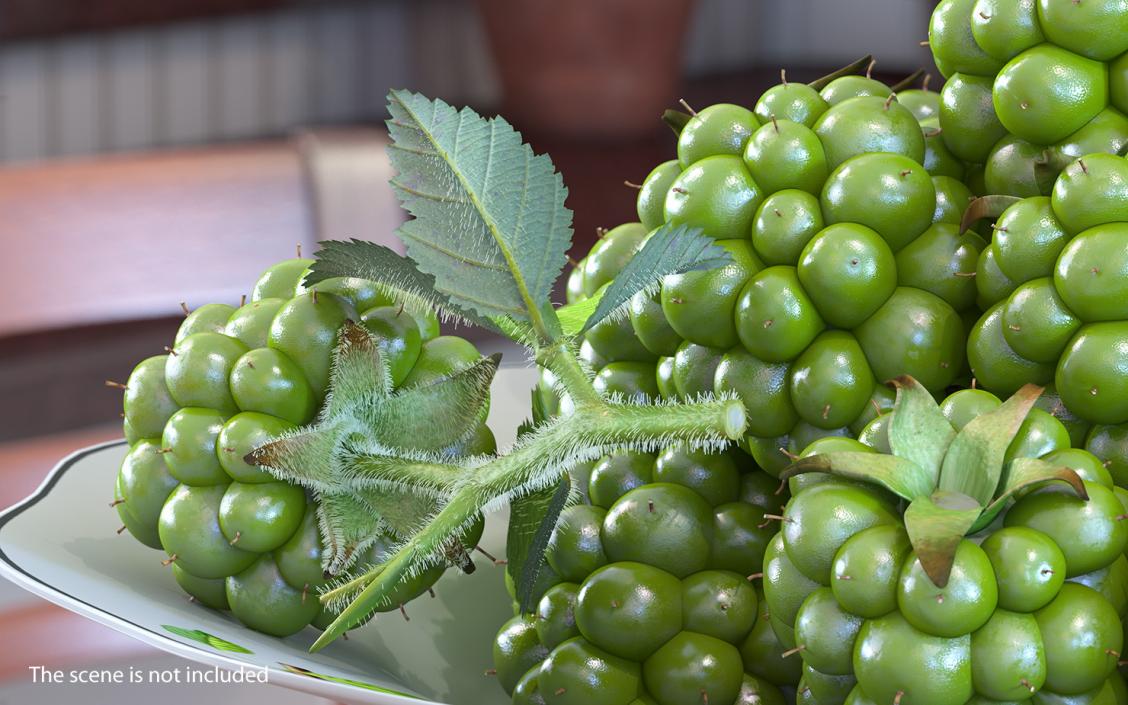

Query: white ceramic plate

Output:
[0, 366, 541, 705]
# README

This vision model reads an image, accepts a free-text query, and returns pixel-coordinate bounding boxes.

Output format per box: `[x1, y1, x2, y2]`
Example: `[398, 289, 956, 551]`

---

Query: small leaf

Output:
[972, 457, 1089, 532]
[323, 320, 392, 416]
[662, 109, 692, 135]
[362, 354, 500, 452]
[781, 452, 934, 501]
[887, 376, 955, 488]
[960, 195, 1023, 234]
[315, 491, 389, 574]
[889, 68, 927, 94]
[808, 55, 874, 90]
[386, 90, 573, 322]
[580, 224, 730, 334]
[904, 491, 983, 588]
[354, 487, 439, 538]
[938, 384, 1042, 506]
[307, 239, 495, 329]
[509, 473, 572, 613]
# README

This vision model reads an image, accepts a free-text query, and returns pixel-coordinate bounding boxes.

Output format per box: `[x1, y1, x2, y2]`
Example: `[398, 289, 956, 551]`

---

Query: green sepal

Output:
[808, 54, 874, 90]
[959, 195, 1023, 234]
[315, 491, 389, 574]
[341, 453, 466, 495]
[508, 473, 572, 613]
[938, 384, 1042, 506]
[662, 109, 692, 135]
[354, 487, 438, 539]
[971, 457, 1089, 533]
[579, 223, 730, 335]
[781, 452, 934, 501]
[889, 68, 927, 94]
[904, 490, 983, 588]
[323, 320, 393, 416]
[361, 353, 500, 453]
[887, 376, 955, 490]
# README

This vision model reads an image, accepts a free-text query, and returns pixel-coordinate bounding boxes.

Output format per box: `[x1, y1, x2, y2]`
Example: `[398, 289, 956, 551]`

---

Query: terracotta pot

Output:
[476, 0, 697, 139]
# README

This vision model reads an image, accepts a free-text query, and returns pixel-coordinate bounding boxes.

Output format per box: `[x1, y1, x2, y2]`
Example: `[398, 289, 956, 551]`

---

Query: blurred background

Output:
[0, 0, 935, 701]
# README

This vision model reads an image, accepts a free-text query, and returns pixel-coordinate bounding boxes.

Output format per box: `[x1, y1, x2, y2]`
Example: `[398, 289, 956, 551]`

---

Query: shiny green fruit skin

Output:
[921, 118, 967, 180]
[1036, 583, 1123, 695]
[971, 609, 1047, 700]
[831, 524, 911, 618]
[546, 505, 608, 583]
[165, 332, 248, 415]
[226, 553, 319, 637]
[175, 303, 236, 346]
[158, 484, 257, 579]
[1086, 424, 1128, 487]
[359, 305, 423, 387]
[854, 611, 973, 705]
[970, 0, 1045, 61]
[1113, 53, 1128, 115]
[661, 239, 761, 349]
[217, 412, 295, 483]
[643, 632, 743, 705]
[1049, 108, 1128, 171]
[267, 292, 356, 402]
[977, 243, 1021, 310]
[713, 348, 798, 438]
[981, 526, 1067, 613]
[116, 440, 181, 549]
[788, 330, 875, 430]
[821, 152, 936, 253]
[678, 103, 760, 167]
[224, 298, 286, 350]
[1052, 155, 1128, 237]
[1006, 481, 1128, 577]
[1056, 322, 1128, 425]
[931, 175, 976, 225]
[985, 134, 1054, 198]
[798, 223, 897, 328]
[218, 481, 306, 553]
[994, 197, 1070, 283]
[228, 347, 315, 425]
[664, 155, 764, 241]
[743, 119, 828, 195]
[593, 362, 659, 403]
[940, 73, 1008, 163]
[794, 587, 863, 674]
[539, 637, 641, 705]
[968, 303, 1055, 397]
[855, 287, 965, 393]
[930, 0, 1006, 76]
[399, 335, 482, 388]
[751, 189, 825, 266]
[763, 532, 821, 627]
[274, 502, 326, 591]
[1003, 278, 1081, 363]
[819, 76, 891, 105]
[782, 482, 899, 585]
[1037, 0, 1128, 61]
[628, 289, 681, 357]
[741, 599, 804, 686]
[994, 45, 1109, 146]
[123, 355, 179, 439]
[536, 582, 581, 650]
[754, 82, 829, 128]
[898, 89, 941, 122]
[575, 561, 682, 662]
[654, 446, 739, 506]
[898, 540, 999, 637]
[671, 342, 722, 399]
[587, 451, 654, 509]
[494, 615, 549, 696]
[1005, 407, 1071, 464]
[601, 483, 713, 578]
[734, 265, 824, 363]
[813, 96, 926, 169]
[637, 161, 681, 231]
[251, 258, 314, 301]
[161, 407, 229, 486]
[895, 222, 981, 312]
[172, 563, 229, 610]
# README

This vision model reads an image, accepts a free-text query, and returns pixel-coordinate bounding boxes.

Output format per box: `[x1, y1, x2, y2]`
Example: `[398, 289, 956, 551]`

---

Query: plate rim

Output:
[0, 439, 427, 705]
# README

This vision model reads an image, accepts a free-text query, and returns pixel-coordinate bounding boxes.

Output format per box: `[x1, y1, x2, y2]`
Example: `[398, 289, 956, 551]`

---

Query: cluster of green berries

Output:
[766, 386, 1128, 705]
[493, 448, 800, 705]
[965, 153, 1128, 472]
[564, 69, 987, 478]
[114, 257, 489, 636]
[929, 0, 1128, 197]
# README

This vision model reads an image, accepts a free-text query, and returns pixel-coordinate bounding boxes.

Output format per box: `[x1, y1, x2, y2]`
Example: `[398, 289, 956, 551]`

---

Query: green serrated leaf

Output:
[887, 376, 955, 489]
[579, 224, 729, 335]
[904, 491, 983, 588]
[508, 474, 571, 613]
[386, 90, 573, 323]
[972, 457, 1089, 532]
[305, 239, 493, 329]
[782, 451, 934, 501]
[938, 384, 1042, 506]
[362, 354, 500, 452]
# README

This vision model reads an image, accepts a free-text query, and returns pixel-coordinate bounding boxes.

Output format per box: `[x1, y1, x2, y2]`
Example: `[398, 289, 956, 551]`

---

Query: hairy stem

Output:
[310, 393, 746, 651]
[537, 340, 602, 408]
